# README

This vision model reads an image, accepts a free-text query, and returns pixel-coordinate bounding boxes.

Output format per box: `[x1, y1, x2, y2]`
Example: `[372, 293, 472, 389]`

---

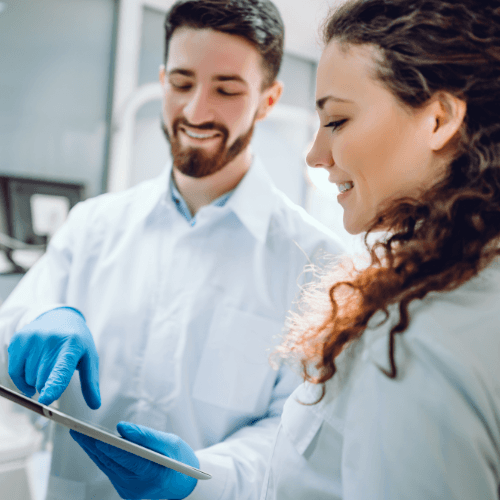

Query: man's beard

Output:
[162, 116, 255, 179]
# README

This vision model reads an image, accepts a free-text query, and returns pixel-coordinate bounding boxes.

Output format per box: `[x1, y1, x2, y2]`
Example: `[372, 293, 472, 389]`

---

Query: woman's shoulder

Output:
[407, 259, 500, 364]
[353, 261, 500, 433]
[284, 260, 500, 438]
[361, 259, 500, 373]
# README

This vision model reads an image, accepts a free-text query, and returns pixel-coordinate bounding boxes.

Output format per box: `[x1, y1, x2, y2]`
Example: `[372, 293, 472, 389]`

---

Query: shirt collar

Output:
[141, 165, 172, 214]
[170, 171, 234, 223]
[225, 156, 276, 243]
[152, 158, 276, 241]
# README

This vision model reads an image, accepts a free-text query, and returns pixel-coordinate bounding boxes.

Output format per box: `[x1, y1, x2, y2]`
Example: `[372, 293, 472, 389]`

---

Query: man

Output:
[0, 1, 344, 499]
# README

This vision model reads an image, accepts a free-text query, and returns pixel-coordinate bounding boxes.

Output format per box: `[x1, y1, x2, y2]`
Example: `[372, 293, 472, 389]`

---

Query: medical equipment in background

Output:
[0, 176, 84, 277]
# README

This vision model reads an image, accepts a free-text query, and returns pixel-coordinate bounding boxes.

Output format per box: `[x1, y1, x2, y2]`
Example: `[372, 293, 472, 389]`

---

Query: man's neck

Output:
[172, 148, 253, 216]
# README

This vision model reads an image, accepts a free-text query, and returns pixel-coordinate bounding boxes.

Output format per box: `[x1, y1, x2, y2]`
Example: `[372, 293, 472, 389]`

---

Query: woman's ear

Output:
[256, 81, 284, 121]
[429, 92, 467, 152]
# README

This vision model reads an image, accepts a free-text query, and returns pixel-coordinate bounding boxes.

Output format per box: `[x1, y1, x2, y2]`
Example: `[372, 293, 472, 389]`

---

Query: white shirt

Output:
[261, 258, 500, 500]
[0, 159, 344, 500]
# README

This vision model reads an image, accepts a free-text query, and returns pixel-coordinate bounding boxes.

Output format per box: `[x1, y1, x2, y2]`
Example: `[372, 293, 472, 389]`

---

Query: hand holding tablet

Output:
[70, 422, 200, 500]
[0, 384, 211, 485]
[4, 306, 210, 498]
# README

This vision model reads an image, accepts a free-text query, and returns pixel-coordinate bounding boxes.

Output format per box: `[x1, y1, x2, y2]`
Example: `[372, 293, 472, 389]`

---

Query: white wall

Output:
[0, 0, 116, 198]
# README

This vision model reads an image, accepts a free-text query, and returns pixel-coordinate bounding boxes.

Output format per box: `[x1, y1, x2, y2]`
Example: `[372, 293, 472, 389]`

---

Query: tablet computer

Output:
[0, 384, 211, 481]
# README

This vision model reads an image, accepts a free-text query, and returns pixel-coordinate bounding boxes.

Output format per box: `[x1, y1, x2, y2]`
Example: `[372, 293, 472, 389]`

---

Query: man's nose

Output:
[182, 87, 215, 126]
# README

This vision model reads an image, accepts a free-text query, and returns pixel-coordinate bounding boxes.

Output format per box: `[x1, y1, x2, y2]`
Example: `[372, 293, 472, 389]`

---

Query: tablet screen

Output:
[0, 384, 211, 481]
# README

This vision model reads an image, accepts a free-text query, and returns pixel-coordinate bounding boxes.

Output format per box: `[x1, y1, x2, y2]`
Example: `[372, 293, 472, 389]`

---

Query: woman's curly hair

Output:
[278, 0, 500, 398]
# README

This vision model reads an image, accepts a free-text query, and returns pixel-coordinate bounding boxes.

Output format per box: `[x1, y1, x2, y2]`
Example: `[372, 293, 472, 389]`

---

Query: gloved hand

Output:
[8, 306, 100, 408]
[70, 422, 199, 500]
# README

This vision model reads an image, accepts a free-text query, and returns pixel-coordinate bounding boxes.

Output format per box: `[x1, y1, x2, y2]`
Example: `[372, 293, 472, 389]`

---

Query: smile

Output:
[337, 182, 354, 193]
[182, 129, 220, 140]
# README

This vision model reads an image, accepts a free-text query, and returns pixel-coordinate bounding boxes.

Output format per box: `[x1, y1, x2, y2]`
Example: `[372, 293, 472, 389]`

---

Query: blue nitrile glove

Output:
[70, 422, 199, 499]
[8, 306, 100, 408]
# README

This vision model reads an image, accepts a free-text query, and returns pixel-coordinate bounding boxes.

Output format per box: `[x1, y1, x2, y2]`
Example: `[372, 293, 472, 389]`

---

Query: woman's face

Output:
[307, 41, 444, 234]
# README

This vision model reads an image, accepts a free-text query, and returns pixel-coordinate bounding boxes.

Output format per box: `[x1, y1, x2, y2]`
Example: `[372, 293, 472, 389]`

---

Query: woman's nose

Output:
[306, 130, 334, 169]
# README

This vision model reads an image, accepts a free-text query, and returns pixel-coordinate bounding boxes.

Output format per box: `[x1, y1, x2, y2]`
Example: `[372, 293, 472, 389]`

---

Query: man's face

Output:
[160, 27, 271, 178]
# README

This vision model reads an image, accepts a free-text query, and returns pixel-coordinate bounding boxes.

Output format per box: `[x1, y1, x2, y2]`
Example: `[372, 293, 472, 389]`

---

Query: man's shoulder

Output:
[72, 175, 166, 226]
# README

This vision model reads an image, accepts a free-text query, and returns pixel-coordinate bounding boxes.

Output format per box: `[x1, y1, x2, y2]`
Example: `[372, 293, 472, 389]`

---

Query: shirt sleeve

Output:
[0, 200, 90, 384]
[341, 337, 500, 500]
[189, 365, 301, 500]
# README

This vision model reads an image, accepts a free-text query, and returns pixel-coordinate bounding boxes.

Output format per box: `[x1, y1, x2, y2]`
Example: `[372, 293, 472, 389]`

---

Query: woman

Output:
[261, 0, 500, 499]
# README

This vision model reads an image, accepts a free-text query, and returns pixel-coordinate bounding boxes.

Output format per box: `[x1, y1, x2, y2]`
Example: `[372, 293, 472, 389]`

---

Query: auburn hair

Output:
[278, 0, 500, 399]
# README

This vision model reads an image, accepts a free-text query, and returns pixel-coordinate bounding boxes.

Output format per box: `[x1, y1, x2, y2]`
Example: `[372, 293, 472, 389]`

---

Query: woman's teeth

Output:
[338, 182, 354, 193]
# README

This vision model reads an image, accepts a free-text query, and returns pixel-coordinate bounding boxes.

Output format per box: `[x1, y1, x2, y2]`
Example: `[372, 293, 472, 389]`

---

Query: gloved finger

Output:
[8, 358, 36, 397]
[38, 344, 79, 405]
[117, 422, 179, 457]
[70, 431, 137, 479]
[70, 431, 129, 482]
[70, 429, 106, 466]
[116, 422, 172, 473]
[97, 442, 156, 478]
[117, 422, 199, 469]
[117, 423, 199, 499]
[95, 441, 145, 479]
[7, 339, 36, 397]
[77, 351, 101, 410]
[24, 346, 44, 389]
[34, 350, 59, 395]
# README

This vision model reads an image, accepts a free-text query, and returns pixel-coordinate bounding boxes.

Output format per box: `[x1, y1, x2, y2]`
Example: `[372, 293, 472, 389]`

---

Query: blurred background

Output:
[0, 1, 359, 498]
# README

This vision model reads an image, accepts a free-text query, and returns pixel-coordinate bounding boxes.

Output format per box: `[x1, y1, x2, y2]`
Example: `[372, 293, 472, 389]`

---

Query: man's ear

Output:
[159, 64, 166, 85]
[428, 92, 467, 152]
[256, 81, 284, 121]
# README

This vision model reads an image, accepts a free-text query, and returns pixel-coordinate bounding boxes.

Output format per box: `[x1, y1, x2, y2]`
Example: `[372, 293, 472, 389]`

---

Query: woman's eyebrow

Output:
[316, 95, 353, 110]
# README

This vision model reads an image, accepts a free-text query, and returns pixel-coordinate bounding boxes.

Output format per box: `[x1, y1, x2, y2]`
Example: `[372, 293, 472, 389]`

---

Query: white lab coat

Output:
[261, 258, 500, 499]
[0, 159, 344, 500]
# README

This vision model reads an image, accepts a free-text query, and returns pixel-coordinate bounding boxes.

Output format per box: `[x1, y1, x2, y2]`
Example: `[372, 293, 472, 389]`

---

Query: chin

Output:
[343, 215, 365, 235]
[345, 226, 364, 236]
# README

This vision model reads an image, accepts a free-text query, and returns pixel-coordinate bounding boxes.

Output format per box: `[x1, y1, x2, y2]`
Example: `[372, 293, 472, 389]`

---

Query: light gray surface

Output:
[0, 274, 23, 305]
[29, 451, 51, 500]
[0, 0, 115, 198]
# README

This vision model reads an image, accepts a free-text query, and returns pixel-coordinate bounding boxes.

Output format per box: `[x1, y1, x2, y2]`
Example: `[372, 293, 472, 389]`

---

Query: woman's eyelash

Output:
[324, 119, 347, 132]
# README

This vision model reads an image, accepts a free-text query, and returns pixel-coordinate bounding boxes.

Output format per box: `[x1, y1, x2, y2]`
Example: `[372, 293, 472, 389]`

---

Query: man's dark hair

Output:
[164, 0, 284, 89]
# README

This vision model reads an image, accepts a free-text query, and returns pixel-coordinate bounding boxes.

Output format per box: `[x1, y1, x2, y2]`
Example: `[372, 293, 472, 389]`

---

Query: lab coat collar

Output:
[225, 157, 276, 243]
[155, 158, 276, 242]
[147, 165, 174, 211]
